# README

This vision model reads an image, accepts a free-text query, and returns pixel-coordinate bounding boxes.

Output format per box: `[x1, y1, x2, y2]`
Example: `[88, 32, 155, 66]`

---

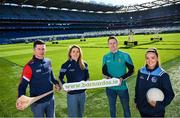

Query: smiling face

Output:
[70, 47, 80, 61]
[108, 38, 118, 53]
[34, 44, 46, 59]
[146, 52, 158, 69]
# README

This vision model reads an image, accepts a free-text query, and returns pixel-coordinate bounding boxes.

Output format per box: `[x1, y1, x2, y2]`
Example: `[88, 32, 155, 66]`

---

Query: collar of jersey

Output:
[110, 50, 119, 55]
[33, 55, 44, 62]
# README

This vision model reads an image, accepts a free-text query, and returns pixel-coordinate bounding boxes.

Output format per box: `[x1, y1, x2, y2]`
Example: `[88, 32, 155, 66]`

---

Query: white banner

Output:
[63, 78, 121, 91]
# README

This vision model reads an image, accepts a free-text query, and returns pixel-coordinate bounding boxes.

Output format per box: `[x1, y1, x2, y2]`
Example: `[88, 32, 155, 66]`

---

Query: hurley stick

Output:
[16, 90, 53, 110]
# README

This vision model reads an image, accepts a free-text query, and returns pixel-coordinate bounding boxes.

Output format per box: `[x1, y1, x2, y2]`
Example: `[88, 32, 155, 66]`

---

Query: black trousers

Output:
[140, 112, 164, 118]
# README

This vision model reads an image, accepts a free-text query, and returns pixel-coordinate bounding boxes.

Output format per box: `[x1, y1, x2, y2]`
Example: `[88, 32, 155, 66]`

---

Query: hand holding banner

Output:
[16, 78, 121, 110]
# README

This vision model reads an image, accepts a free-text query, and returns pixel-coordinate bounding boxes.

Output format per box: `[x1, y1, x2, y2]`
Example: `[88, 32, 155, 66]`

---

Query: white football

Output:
[146, 88, 164, 102]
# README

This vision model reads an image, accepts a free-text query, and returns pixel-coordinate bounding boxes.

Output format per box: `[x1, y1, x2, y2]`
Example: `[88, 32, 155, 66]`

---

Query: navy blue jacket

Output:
[18, 56, 59, 103]
[135, 65, 174, 116]
[59, 59, 89, 94]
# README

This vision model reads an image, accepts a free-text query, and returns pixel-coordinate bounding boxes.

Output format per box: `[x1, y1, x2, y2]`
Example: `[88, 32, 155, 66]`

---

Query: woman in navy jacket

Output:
[59, 45, 89, 117]
[135, 48, 174, 117]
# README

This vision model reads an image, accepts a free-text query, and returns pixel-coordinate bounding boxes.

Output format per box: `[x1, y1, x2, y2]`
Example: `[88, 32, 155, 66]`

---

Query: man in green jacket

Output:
[102, 36, 134, 117]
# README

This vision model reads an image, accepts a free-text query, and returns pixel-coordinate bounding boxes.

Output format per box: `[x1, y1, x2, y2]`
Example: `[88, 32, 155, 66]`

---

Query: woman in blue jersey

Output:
[59, 45, 89, 117]
[135, 48, 174, 117]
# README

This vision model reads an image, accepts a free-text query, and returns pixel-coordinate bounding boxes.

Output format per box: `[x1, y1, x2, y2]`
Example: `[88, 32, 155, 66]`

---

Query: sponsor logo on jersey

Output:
[139, 76, 144, 79]
[69, 69, 75, 72]
[36, 69, 42, 73]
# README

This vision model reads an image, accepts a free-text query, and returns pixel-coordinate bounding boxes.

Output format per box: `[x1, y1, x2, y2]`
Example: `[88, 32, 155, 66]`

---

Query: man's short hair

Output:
[33, 40, 45, 48]
[108, 36, 118, 43]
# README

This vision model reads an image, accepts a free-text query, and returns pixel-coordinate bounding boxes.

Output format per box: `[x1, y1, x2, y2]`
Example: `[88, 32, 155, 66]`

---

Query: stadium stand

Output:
[0, 0, 180, 44]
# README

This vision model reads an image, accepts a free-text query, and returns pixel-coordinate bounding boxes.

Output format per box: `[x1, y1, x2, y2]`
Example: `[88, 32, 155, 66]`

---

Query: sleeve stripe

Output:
[23, 76, 30, 82]
[159, 70, 165, 76]
[60, 68, 67, 73]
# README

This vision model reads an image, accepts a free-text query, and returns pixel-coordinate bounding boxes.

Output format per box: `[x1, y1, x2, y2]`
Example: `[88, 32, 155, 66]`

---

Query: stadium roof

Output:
[116, 0, 180, 13]
[0, 0, 180, 13]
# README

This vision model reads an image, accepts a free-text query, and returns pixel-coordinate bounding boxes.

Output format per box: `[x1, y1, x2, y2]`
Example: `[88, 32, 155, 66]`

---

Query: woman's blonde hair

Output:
[145, 47, 160, 66]
[68, 45, 85, 70]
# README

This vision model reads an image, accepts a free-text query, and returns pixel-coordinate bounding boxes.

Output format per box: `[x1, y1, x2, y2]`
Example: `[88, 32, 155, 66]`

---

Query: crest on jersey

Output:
[151, 77, 158, 83]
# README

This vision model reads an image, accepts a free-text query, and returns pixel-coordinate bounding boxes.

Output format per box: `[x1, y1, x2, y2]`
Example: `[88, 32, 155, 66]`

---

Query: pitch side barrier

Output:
[8, 26, 180, 44]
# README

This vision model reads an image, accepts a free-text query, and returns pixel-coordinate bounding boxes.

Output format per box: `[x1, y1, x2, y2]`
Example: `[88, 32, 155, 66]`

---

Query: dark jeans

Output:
[31, 97, 55, 117]
[106, 88, 131, 118]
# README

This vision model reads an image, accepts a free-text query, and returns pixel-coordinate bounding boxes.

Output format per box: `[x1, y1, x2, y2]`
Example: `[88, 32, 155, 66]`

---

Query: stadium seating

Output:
[0, 4, 180, 44]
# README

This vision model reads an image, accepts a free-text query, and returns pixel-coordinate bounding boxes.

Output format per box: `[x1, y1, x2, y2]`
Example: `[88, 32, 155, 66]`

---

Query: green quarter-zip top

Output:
[102, 50, 134, 90]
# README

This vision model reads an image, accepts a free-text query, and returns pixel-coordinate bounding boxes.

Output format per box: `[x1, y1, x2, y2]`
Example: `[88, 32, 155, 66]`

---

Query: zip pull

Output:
[113, 53, 115, 61]
[147, 71, 150, 80]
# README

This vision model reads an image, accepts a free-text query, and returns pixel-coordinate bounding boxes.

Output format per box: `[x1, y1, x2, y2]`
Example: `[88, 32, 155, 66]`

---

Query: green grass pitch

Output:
[0, 33, 180, 117]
